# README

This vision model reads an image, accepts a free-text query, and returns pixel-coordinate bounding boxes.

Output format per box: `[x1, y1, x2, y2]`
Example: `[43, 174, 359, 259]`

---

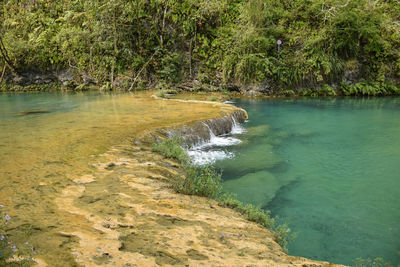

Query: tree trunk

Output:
[0, 63, 6, 84]
[136, 1, 143, 54]
[189, 37, 193, 76]
[160, 3, 168, 47]
[0, 38, 18, 74]
[112, 10, 118, 89]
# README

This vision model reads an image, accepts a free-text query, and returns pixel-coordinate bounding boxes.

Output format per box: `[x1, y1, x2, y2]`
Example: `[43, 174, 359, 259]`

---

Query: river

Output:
[206, 97, 400, 265]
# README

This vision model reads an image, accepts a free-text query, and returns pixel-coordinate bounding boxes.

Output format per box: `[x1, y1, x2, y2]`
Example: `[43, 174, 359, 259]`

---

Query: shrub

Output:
[340, 80, 400, 96]
[318, 84, 336, 96]
[151, 136, 189, 163]
[218, 193, 274, 229]
[299, 89, 314, 97]
[282, 90, 295, 96]
[273, 223, 296, 252]
[158, 52, 183, 84]
[175, 164, 222, 198]
[155, 90, 167, 98]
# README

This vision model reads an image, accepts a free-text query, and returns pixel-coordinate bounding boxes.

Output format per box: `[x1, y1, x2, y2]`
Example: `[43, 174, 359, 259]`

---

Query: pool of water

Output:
[0, 91, 227, 264]
[214, 97, 400, 265]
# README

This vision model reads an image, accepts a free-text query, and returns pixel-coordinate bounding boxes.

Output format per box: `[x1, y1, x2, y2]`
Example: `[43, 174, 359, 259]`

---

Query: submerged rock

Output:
[17, 110, 50, 116]
[223, 171, 281, 206]
[218, 144, 284, 177]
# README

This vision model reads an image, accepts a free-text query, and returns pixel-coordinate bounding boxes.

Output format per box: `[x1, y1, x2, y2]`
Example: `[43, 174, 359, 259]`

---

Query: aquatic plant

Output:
[0, 207, 33, 266]
[353, 257, 393, 267]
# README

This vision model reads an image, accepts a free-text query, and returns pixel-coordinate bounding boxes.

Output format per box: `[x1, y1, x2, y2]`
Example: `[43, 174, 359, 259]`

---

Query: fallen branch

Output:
[128, 50, 158, 91]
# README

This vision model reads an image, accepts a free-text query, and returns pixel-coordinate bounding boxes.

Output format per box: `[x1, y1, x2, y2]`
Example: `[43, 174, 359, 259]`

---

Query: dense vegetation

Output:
[0, 0, 399, 94]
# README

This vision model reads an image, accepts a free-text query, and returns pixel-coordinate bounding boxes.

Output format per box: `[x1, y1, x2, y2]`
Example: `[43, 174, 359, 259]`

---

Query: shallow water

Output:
[214, 97, 400, 265]
[0, 91, 227, 265]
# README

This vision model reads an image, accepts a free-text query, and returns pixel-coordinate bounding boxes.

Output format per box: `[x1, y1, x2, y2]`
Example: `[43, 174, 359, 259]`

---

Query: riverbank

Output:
[2, 79, 400, 99]
[0, 92, 342, 266]
[53, 95, 341, 266]
[57, 137, 339, 266]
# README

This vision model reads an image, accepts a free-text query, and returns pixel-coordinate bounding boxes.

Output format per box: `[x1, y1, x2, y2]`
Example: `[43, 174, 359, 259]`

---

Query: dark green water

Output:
[215, 97, 400, 265]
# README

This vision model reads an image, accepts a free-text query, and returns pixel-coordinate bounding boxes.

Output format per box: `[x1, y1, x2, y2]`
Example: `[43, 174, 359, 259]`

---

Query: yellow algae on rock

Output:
[0, 92, 341, 266]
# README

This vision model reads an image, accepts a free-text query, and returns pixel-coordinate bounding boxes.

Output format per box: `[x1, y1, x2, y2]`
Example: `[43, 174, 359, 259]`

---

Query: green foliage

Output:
[340, 81, 400, 96]
[152, 137, 222, 198]
[175, 164, 222, 198]
[158, 52, 183, 84]
[1, 211, 33, 266]
[151, 136, 189, 164]
[219, 0, 399, 89]
[218, 193, 295, 251]
[218, 193, 274, 229]
[282, 90, 295, 96]
[0, 0, 398, 92]
[155, 90, 167, 98]
[0, 83, 61, 92]
[273, 223, 296, 252]
[318, 84, 336, 96]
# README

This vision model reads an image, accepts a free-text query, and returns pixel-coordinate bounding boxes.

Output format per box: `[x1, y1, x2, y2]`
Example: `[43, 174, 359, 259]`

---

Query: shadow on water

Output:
[263, 177, 301, 212]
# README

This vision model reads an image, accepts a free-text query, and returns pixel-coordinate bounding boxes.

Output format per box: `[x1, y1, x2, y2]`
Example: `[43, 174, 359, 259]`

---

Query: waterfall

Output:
[202, 122, 216, 139]
[230, 114, 245, 135]
[187, 117, 244, 165]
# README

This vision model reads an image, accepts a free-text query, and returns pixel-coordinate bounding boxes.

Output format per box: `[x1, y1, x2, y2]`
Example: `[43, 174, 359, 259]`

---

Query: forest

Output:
[0, 0, 399, 95]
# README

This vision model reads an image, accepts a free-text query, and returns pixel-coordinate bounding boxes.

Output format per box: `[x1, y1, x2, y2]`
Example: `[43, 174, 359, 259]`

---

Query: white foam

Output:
[192, 135, 242, 150]
[187, 150, 234, 165]
[187, 119, 245, 165]
[192, 122, 242, 149]
[230, 116, 246, 134]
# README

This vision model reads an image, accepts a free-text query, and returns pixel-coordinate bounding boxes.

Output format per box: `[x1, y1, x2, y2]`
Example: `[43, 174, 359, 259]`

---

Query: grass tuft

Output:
[151, 136, 189, 163]
[174, 164, 222, 198]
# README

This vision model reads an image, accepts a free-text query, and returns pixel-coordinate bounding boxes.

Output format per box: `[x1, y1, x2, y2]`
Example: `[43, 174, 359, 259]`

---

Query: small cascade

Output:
[202, 122, 216, 139]
[231, 115, 246, 135]
[187, 117, 246, 165]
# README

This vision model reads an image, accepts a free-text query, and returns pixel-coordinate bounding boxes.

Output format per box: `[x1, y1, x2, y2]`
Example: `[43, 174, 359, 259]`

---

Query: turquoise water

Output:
[215, 98, 400, 265]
